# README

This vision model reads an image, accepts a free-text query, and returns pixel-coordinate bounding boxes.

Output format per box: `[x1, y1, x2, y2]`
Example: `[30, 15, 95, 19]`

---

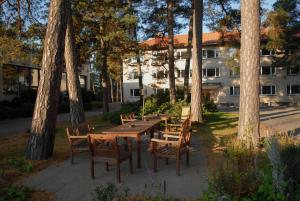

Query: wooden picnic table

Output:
[101, 118, 161, 168]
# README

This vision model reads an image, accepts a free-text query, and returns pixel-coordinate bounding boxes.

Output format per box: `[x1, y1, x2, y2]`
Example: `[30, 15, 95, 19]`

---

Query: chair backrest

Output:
[181, 106, 191, 120]
[120, 113, 136, 124]
[179, 119, 191, 146]
[75, 122, 93, 136]
[88, 134, 118, 158]
[66, 127, 76, 143]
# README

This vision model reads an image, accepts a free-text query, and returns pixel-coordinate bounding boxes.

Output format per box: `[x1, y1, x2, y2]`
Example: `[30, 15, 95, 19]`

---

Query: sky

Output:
[180, 0, 277, 34]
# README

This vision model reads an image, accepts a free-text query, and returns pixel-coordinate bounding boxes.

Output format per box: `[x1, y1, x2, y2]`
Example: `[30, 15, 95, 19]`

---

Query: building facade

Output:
[0, 59, 92, 101]
[123, 32, 300, 106]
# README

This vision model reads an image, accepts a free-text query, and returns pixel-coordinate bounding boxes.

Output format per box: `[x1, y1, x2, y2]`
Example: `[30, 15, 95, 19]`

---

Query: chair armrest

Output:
[161, 131, 181, 135]
[69, 136, 87, 139]
[151, 139, 179, 146]
[167, 123, 182, 127]
[163, 134, 180, 139]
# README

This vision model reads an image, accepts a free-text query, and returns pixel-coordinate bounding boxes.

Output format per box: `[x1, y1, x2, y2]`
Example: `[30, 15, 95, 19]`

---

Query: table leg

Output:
[137, 135, 141, 168]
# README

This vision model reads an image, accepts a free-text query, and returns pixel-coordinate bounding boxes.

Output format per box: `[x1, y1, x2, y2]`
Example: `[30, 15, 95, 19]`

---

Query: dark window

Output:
[287, 66, 300, 75]
[261, 66, 275, 75]
[230, 86, 240, 96]
[189, 70, 192, 77]
[261, 49, 272, 56]
[129, 71, 138, 79]
[180, 70, 185, 78]
[203, 68, 219, 77]
[202, 50, 207, 58]
[130, 89, 140, 97]
[261, 85, 276, 95]
[287, 85, 300, 95]
[207, 50, 215, 58]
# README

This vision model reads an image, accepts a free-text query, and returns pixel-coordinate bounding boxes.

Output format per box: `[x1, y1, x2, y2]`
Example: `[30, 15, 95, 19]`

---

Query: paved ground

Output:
[21, 135, 208, 200]
[0, 102, 121, 138]
[219, 106, 300, 136]
[260, 107, 300, 136]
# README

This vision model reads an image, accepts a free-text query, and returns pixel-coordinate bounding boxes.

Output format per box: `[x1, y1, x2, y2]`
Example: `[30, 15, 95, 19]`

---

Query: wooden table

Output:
[101, 118, 161, 168]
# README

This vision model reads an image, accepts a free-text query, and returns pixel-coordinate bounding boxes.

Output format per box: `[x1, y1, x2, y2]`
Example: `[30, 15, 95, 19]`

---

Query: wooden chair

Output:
[120, 113, 137, 124]
[66, 122, 94, 164]
[166, 109, 191, 132]
[149, 120, 191, 176]
[88, 134, 133, 183]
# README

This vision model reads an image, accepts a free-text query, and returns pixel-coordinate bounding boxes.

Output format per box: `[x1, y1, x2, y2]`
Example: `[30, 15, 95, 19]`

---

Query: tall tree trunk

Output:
[116, 80, 119, 102]
[101, 50, 109, 113]
[110, 76, 114, 102]
[120, 79, 123, 103]
[238, 0, 260, 145]
[191, 0, 203, 123]
[167, 0, 176, 104]
[25, 0, 67, 160]
[184, 1, 194, 101]
[65, 0, 85, 128]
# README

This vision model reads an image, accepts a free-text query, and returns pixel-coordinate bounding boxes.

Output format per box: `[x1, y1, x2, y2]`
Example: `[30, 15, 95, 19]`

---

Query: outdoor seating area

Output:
[65, 107, 193, 183]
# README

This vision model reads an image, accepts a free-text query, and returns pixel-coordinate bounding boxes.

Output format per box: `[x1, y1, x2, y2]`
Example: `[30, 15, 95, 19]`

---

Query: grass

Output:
[0, 116, 114, 200]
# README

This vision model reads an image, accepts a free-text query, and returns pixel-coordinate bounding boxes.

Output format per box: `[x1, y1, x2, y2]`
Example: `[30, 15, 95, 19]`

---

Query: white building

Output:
[123, 31, 300, 106]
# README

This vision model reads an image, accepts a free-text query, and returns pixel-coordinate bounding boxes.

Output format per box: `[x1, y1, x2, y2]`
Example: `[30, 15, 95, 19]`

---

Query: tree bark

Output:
[64, 0, 85, 128]
[101, 50, 109, 113]
[167, 0, 176, 104]
[238, 0, 260, 145]
[191, 0, 203, 123]
[25, 0, 67, 160]
[184, 1, 194, 101]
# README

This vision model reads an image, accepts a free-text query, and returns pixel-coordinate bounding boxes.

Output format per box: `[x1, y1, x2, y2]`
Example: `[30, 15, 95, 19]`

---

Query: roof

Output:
[141, 32, 226, 49]
[141, 29, 300, 49]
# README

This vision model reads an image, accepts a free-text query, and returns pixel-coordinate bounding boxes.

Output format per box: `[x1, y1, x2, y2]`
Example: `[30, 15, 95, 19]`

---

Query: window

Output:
[261, 66, 276, 75]
[230, 86, 240, 96]
[287, 66, 300, 75]
[129, 71, 138, 79]
[154, 70, 167, 79]
[261, 49, 272, 56]
[215, 50, 221, 58]
[203, 68, 220, 77]
[287, 84, 300, 95]
[207, 50, 215, 58]
[260, 85, 276, 95]
[229, 67, 240, 77]
[202, 50, 207, 58]
[130, 89, 140, 97]
[189, 70, 192, 77]
[79, 75, 86, 88]
[180, 70, 185, 78]
[181, 51, 190, 59]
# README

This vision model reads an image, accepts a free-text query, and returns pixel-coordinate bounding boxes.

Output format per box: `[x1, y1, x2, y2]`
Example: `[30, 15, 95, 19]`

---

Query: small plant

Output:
[93, 183, 129, 201]
[0, 185, 31, 201]
[7, 158, 33, 173]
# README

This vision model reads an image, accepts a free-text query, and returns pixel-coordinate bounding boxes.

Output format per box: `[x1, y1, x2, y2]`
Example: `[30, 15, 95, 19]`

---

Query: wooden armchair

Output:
[120, 113, 137, 124]
[66, 122, 94, 164]
[166, 106, 191, 131]
[149, 123, 191, 176]
[88, 134, 133, 183]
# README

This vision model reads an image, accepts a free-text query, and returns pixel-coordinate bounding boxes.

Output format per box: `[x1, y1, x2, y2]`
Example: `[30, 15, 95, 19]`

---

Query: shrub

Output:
[203, 97, 218, 112]
[101, 102, 139, 124]
[0, 185, 31, 201]
[93, 183, 129, 201]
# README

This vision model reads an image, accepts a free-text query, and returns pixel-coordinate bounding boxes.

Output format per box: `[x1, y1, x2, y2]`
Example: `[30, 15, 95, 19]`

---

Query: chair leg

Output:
[186, 151, 190, 167]
[129, 155, 133, 174]
[176, 156, 181, 176]
[105, 162, 109, 171]
[91, 158, 95, 179]
[153, 155, 157, 172]
[165, 158, 169, 165]
[117, 163, 121, 183]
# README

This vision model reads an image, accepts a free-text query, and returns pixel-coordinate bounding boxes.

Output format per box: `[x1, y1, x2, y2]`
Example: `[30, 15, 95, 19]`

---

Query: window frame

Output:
[260, 85, 276, 96]
[130, 89, 140, 97]
[287, 84, 300, 95]
[287, 66, 300, 76]
[229, 86, 240, 96]
[203, 68, 220, 77]
[260, 66, 276, 76]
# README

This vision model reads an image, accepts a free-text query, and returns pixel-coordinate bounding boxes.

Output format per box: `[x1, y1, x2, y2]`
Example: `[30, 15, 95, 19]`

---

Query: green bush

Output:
[0, 185, 31, 201]
[203, 97, 218, 112]
[93, 183, 129, 201]
[101, 102, 139, 124]
[7, 158, 33, 173]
